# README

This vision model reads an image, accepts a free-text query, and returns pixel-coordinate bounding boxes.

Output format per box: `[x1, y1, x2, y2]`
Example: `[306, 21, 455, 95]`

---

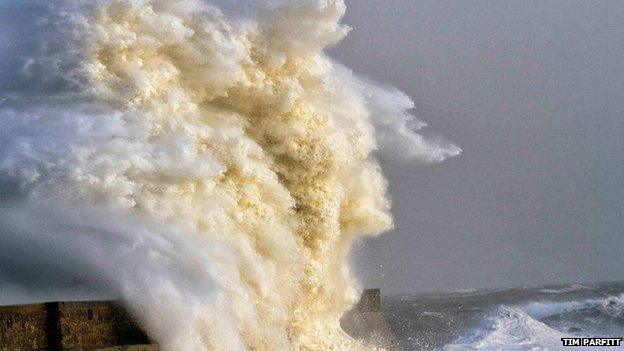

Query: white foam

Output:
[0, 1, 458, 350]
[443, 307, 621, 351]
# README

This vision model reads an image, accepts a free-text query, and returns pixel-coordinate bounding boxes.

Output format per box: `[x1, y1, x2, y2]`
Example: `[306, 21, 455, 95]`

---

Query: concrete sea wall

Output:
[1, 289, 394, 350]
[0, 301, 147, 351]
[0, 304, 47, 350]
[341, 289, 398, 351]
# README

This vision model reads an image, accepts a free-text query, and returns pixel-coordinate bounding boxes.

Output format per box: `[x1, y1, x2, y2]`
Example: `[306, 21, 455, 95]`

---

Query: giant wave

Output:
[0, 1, 459, 350]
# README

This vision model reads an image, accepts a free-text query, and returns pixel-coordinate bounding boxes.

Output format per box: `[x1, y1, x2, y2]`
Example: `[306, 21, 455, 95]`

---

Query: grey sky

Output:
[334, 0, 624, 293]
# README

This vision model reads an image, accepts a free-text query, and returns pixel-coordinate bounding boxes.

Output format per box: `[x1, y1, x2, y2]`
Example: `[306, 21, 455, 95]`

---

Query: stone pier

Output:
[1, 289, 395, 350]
[341, 289, 398, 350]
[0, 301, 148, 351]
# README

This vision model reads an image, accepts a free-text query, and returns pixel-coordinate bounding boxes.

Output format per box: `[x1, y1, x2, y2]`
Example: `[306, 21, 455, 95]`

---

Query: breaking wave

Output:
[0, 1, 458, 350]
[443, 295, 624, 351]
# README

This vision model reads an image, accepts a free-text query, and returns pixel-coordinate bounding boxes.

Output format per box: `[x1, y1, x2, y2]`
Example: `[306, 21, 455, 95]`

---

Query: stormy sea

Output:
[383, 281, 624, 350]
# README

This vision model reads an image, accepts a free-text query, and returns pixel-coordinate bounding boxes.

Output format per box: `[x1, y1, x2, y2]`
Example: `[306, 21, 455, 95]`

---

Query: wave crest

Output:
[0, 1, 458, 350]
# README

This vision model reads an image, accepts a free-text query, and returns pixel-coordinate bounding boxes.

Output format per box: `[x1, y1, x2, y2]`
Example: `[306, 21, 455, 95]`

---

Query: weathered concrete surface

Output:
[55, 302, 147, 349]
[0, 301, 148, 350]
[341, 289, 398, 351]
[0, 304, 47, 351]
[354, 289, 382, 312]
[58, 301, 118, 349]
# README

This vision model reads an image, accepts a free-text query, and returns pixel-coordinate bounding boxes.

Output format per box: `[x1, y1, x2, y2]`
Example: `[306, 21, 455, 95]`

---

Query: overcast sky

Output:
[335, 0, 624, 293]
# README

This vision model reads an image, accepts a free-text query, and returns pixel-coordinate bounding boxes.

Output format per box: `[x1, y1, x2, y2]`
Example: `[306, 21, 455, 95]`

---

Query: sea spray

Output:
[0, 1, 459, 350]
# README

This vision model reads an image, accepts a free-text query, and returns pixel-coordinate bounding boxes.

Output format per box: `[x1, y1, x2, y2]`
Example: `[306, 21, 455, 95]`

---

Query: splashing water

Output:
[0, 1, 459, 350]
